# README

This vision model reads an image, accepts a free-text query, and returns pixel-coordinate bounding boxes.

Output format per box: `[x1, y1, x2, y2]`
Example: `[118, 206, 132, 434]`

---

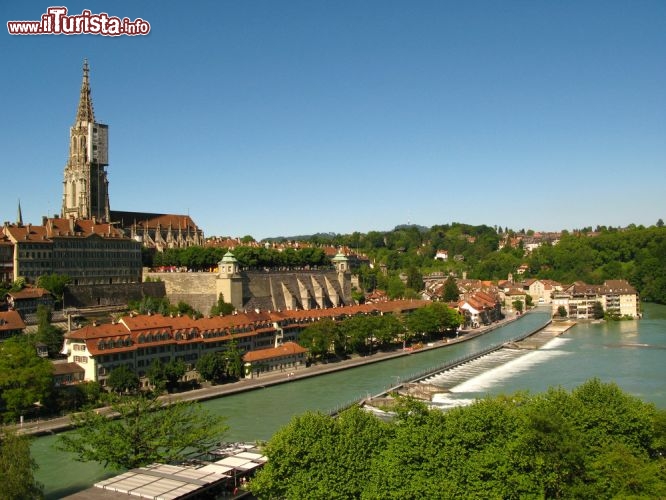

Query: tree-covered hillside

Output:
[285, 223, 666, 303]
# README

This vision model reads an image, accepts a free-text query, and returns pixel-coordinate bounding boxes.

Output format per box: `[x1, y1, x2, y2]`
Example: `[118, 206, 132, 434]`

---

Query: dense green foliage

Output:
[128, 295, 202, 318]
[270, 223, 666, 303]
[210, 293, 235, 316]
[33, 305, 65, 358]
[36, 273, 71, 304]
[106, 365, 140, 394]
[151, 245, 329, 271]
[0, 429, 43, 499]
[298, 304, 463, 359]
[57, 395, 228, 470]
[251, 380, 666, 499]
[146, 359, 187, 393]
[250, 407, 392, 499]
[0, 336, 54, 422]
[195, 341, 243, 383]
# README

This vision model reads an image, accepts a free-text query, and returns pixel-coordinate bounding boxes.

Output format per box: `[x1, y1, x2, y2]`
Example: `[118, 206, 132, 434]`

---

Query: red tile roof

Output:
[52, 362, 85, 376]
[243, 341, 307, 363]
[66, 322, 129, 340]
[65, 300, 432, 357]
[0, 310, 26, 332]
[7, 287, 51, 300]
[2, 218, 126, 242]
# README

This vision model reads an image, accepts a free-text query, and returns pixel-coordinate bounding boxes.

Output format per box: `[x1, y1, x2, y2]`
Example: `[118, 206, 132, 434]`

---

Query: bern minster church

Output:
[61, 60, 204, 250]
[61, 59, 110, 222]
[1, 60, 203, 285]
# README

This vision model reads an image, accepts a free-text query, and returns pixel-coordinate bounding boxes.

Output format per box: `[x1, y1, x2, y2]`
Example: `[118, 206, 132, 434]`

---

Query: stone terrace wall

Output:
[143, 270, 352, 315]
[64, 282, 166, 308]
[144, 272, 218, 315]
[243, 270, 349, 312]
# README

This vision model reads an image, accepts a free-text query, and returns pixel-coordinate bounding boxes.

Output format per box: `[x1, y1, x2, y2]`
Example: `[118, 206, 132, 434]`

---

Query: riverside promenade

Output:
[14, 311, 537, 436]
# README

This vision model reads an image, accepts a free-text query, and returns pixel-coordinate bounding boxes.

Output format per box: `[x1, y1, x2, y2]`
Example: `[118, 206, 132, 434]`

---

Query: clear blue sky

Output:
[2, 1, 665, 240]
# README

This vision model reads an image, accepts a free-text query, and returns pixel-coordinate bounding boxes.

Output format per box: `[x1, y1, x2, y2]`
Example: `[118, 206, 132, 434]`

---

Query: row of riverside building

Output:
[60, 300, 429, 387]
[56, 277, 640, 388]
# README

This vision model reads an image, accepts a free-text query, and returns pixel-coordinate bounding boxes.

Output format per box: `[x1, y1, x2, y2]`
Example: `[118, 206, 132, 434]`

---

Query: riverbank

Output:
[13, 310, 533, 436]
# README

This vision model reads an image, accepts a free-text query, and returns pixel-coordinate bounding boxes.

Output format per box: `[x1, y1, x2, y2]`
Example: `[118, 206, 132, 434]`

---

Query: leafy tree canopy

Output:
[251, 379, 666, 499]
[36, 273, 71, 301]
[0, 429, 43, 499]
[57, 395, 229, 470]
[33, 305, 65, 358]
[0, 336, 53, 422]
[106, 365, 140, 394]
[210, 293, 235, 316]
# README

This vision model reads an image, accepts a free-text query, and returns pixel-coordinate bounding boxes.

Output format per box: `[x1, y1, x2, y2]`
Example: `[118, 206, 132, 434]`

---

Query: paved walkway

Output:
[12, 313, 526, 436]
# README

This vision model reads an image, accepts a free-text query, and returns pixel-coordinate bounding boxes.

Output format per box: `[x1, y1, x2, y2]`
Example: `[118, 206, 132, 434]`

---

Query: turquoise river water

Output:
[32, 304, 666, 498]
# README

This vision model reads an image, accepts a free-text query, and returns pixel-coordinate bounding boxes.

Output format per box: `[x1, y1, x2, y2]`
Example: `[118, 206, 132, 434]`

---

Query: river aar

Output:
[33, 304, 666, 498]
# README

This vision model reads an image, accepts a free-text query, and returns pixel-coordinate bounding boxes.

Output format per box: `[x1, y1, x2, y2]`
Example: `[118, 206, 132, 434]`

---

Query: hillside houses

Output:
[459, 291, 502, 328]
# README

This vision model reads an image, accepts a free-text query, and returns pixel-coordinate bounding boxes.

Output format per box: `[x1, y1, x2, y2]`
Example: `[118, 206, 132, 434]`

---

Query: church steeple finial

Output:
[17, 200, 23, 226]
[76, 58, 95, 123]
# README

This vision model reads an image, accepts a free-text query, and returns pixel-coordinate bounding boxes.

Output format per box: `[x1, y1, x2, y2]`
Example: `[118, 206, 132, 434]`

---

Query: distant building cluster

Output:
[497, 231, 562, 253]
[423, 273, 639, 324]
[553, 280, 640, 319]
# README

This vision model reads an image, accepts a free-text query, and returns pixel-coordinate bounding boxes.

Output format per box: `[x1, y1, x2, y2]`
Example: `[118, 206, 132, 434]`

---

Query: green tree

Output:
[429, 302, 464, 332]
[34, 305, 64, 358]
[175, 301, 201, 319]
[106, 365, 140, 394]
[0, 429, 43, 499]
[298, 319, 341, 360]
[338, 315, 373, 355]
[442, 276, 461, 302]
[57, 395, 228, 470]
[36, 273, 70, 304]
[250, 407, 391, 499]
[78, 381, 102, 409]
[592, 301, 605, 320]
[210, 293, 235, 316]
[525, 294, 533, 307]
[0, 336, 53, 422]
[129, 295, 171, 315]
[406, 266, 423, 292]
[386, 275, 406, 299]
[250, 380, 666, 498]
[513, 299, 524, 313]
[9, 277, 26, 292]
[196, 352, 226, 382]
[557, 305, 568, 318]
[146, 359, 185, 393]
[404, 306, 439, 340]
[223, 340, 244, 380]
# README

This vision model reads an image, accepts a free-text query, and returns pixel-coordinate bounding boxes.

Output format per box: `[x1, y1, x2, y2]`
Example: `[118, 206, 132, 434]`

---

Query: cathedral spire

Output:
[75, 58, 95, 123]
[17, 200, 23, 226]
